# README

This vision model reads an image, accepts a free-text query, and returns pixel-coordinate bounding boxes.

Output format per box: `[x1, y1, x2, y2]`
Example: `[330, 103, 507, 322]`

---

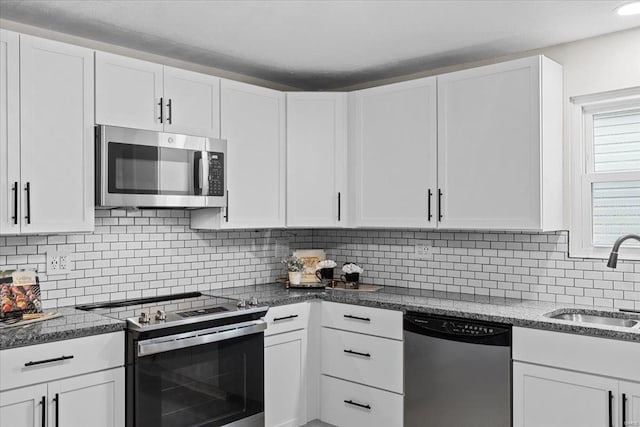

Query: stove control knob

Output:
[155, 310, 166, 321]
[249, 297, 258, 306]
[139, 311, 150, 324]
[237, 299, 247, 308]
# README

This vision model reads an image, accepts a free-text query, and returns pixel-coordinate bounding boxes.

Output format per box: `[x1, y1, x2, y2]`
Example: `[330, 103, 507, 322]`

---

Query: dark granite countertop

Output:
[212, 283, 640, 343]
[0, 306, 125, 350]
[2, 283, 639, 350]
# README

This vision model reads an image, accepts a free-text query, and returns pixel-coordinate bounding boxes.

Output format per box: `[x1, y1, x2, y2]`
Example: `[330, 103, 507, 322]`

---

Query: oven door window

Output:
[134, 334, 263, 427]
[108, 142, 201, 196]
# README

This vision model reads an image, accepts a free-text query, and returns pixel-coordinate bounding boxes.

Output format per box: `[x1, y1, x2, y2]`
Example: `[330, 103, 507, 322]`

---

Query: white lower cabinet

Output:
[513, 327, 640, 427]
[320, 375, 403, 427]
[264, 303, 314, 427]
[0, 332, 125, 427]
[513, 362, 619, 427]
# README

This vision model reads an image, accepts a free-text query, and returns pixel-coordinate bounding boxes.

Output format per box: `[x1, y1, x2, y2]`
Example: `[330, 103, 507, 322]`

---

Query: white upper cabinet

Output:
[95, 52, 164, 132]
[15, 35, 95, 234]
[286, 92, 348, 228]
[191, 79, 285, 229]
[437, 55, 563, 231]
[163, 66, 220, 138]
[350, 77, 438, 228]
[0, 30, 20, 235]
[96, 52, 220, 137]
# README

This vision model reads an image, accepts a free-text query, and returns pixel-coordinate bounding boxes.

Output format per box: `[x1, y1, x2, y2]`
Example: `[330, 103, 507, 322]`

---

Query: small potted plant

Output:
[341, 262, 364, 284]
[283, 255, 305, 286]
[315, 259, 337, 282]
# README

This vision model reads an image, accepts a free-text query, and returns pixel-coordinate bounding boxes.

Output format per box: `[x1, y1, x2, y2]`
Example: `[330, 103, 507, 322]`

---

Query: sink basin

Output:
[546, 310, 639, 328]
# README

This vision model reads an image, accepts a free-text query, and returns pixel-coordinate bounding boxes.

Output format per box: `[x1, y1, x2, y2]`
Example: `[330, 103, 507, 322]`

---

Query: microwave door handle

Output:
[193, 152, 203, 195]
[201, 152, 209, 196]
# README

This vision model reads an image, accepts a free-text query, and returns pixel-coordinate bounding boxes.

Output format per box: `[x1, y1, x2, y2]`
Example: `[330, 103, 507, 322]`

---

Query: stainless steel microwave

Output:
[95, 125, 227, 208]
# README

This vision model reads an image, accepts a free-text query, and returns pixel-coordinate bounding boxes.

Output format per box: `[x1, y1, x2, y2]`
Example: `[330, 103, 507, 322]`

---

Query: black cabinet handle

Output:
[427, 188, 432, 221]
[25, 355, 74, 367]
[608, 390, 613, 427]
[438, 188, 443, 221]
[622, 393, 627, 427]
[273, 314, 298, 322]
[24, 182, 31, 224]
[167, 99, 172, 124]
[344, 314, 371, 322]
[224, 190, 229, 222]
[344, 349, 371, 358]
[40, 395, 46, 427]
[158, 97, 164, 123]
[53, 393, 59, 427]
[338, 192, 341, 222]
[344, 399, 371, 410]
[12, 182, 18, 224]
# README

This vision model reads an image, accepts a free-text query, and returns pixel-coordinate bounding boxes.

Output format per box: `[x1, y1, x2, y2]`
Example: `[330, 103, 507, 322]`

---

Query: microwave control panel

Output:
[208, 152, 224, 197]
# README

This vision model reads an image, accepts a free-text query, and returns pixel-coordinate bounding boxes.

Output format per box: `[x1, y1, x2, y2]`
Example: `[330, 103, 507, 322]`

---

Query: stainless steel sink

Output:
[546, 310, 639, 328]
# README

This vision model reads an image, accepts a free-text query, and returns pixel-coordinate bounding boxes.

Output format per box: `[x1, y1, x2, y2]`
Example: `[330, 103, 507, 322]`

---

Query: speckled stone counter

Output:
[0, 307, 125, 350]
[212, 283, 640, 343]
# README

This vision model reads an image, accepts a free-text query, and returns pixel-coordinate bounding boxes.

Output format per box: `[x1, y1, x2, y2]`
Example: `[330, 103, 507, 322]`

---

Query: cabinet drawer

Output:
[263, 303, 309, 337]
[0, 332, 124, 391]
[321, 301, 402, 339]
[321, 327, 403, 393]
[321, 375, 403, 427]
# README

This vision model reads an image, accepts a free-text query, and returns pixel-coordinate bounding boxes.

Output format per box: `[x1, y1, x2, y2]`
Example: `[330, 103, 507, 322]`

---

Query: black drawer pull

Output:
[53, 393, 59, 427]
[12, 182, 18, 224]
[623, 393, 627, 427]
[25, 182, 31, 224]
[427, 188, 432, 221]
[344, 349, 371, 358]
[344, 399, 371, 410]
[344, 314, 371, 322]
[608, 390, 613, 427]
[158, 97, 164, 123]
[40, 395, 46, 427]
[273, 314, 298, 322]
[438, 188, 443, 221]
[25, 355, 74, 367]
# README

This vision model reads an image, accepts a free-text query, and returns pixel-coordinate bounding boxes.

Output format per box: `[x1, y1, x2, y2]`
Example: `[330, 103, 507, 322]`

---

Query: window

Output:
[570, 88, 640, 259]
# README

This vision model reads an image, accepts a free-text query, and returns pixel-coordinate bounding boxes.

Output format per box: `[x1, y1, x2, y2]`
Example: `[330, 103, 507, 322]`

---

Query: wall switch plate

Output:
[47, 251, 72, 274]
[414, 243, 433, 260]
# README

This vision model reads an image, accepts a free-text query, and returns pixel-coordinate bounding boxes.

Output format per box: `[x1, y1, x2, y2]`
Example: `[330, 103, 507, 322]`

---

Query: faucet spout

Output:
[607, 234, 640, 268]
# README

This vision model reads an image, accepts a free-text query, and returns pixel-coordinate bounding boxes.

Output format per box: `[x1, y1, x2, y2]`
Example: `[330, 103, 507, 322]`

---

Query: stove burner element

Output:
[178, 306, 229, 318]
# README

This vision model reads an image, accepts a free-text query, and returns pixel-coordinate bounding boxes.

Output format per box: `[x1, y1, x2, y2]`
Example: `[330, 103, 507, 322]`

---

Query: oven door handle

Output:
[137, 319, 266, 357]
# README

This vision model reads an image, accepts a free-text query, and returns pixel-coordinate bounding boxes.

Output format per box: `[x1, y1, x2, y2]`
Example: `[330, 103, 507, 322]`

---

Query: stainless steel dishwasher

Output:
[404, 311, 512, 427]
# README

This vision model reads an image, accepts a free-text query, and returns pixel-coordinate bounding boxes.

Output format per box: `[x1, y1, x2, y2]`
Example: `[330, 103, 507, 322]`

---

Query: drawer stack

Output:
[320, 302, 403, 427]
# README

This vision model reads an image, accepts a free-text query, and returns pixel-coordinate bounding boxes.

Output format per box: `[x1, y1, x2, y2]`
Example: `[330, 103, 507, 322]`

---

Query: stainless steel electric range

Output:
[78, 292, 269, 427]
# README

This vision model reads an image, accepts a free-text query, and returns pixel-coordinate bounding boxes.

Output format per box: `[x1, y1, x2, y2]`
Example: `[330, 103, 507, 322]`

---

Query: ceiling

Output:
[1, 0, 640, 90]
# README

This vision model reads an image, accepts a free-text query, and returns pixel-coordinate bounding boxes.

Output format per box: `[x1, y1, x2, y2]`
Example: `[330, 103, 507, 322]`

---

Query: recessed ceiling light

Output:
[616, 1, 640, 15]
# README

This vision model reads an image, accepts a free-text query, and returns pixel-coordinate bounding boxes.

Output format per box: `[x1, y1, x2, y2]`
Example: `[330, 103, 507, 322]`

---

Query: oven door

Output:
[96, 125, 226, 208]
[131, 320, 265, 427]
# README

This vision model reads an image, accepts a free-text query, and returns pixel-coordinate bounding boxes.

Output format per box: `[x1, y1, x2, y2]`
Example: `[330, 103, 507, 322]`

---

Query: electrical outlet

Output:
[414, 243, 433, 259]
[275, 238, 289, 259]
[47, 251, 72, 274]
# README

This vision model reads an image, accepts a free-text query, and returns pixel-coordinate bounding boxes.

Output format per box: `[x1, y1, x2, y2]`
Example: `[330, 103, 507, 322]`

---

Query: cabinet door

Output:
[0, 30, 20, 235]
[437, 56, 543, 230]
[20, 35, 94, 234]
[49, 368, 124, 427]
[621, 381, 640, 427]
[265, 330, 307, 427]
[0, 384, 47, 427]
[350, 77, 437, 228]
[513, 362, 619, 427]
[163, 66, 220, 138]
[286, 93, 347, 227]
[220, 79, 285, 228]
[95, 52, 163, 131]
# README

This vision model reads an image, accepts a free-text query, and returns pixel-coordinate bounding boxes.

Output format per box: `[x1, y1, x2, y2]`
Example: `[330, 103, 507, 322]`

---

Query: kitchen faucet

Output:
[606, 234, 640, 268]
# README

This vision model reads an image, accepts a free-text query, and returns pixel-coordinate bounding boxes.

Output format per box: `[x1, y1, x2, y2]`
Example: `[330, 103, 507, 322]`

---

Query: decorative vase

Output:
[315, 268, 334, 283]
[288, 271, 302, 286]
[344, 272, 359, 283]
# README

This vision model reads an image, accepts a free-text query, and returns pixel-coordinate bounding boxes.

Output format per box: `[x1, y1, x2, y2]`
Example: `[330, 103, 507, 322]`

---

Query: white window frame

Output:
[570, 87, 640, 260]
